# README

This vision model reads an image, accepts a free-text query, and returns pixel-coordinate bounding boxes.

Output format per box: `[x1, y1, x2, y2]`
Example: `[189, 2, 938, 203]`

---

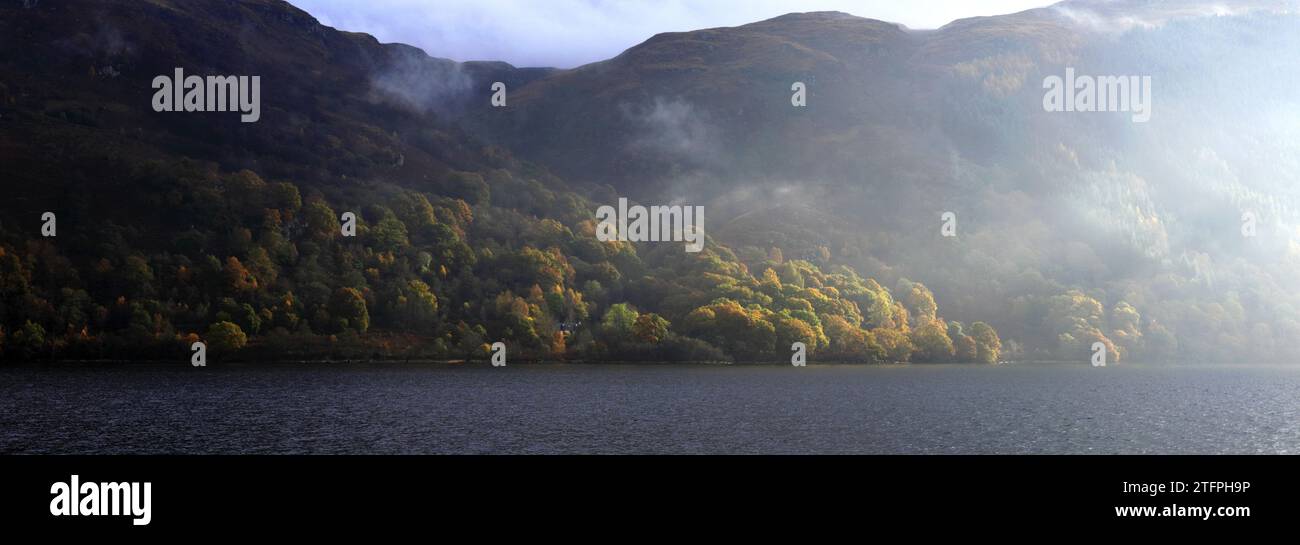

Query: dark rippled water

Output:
[1, 363, 1297, 454]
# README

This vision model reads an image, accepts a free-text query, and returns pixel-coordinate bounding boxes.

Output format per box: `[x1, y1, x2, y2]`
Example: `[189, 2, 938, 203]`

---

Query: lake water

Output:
[1, 363, 1297, 454]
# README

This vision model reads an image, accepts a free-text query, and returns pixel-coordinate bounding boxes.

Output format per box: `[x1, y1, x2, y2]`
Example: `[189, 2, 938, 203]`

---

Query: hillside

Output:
[0, 0, 997, 364]
[463, 0, 1300, 363]
[6, 0, 1300, 364]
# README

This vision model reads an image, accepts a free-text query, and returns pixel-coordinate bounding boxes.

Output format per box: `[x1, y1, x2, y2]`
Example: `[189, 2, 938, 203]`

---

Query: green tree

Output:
[369, 212, 410, 252]
[446, 171, 490, 205]
[387, 279, 439, 330]
[269, 181, 302, 215]
[205, 321, 247, 352]
[601, 303, 639, 343]
[10, 320, 47, 360]
[330, 287, 370, 333]
[119, 255, 155, 298]
[303, 200, 341, 240]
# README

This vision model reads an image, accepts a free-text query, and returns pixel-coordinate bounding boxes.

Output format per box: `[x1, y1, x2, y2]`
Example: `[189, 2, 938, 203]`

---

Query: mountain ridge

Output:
[0, 0, 1010, 365]
[454, 0, 1300, 363]
[3, 0, 1300, 364]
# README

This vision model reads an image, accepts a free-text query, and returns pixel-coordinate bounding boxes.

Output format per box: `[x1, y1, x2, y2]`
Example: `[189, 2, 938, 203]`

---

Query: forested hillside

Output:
[466, 0, 1300, 363]
[0, 0, 999, 363]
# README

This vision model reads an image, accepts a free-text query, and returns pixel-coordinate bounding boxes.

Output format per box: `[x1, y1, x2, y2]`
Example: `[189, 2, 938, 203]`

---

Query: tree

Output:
[969, 322, 1002, 364]
[774, 314, 822, 355]
[119, 255, 155, 298]
[217, 298, 262, 335]
[10, 320, 47, 360]
[369, 212, 410, 252]
[330, 287, 370, 333]
[760, 268, 782, 296]
[386, 279, 439, 331]
[910, 319, 955, 362]
[205, 321, 247, 352]
[492, 291, 541, 348]
[871, 327, 913, 362]
[1046, 290, 1105, 337]
[549, 331, 567, 357]
[224, 256, 258, 292]
[949, 320, 978, 361]
[391, 191, 438, 237]
[856, 282, 899, 329]
[269, 181, 302, 216]
[1109, 301, 1143, 358]
[633, 313, 670, 344]
[947, 320, 965, 341]
[821, 314, 881, 362]
[777, 262, 805, 288]
[897, 278, 937, 326]
[683, 300, 776, 359]
[601, 303, 639, 343]
[955, 335, 978, 362]
[446, 171, 490, 205]
[303, 200, 340, 240]
[1144, 320, 1177, 361]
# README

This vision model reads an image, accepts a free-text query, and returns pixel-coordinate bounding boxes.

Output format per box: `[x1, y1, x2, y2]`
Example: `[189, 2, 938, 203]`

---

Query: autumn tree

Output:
[896, 278, 938, 326]
[821, 314, 882, 362]
[910, 319, 955, 362]
[969, 322, 1002, 364]
[773, 314, 822, 355]
[955, 334, 978, 362]
[871, 327, 913, 362]
[633, 313, 670, 344]
[683, 300, 776, 359]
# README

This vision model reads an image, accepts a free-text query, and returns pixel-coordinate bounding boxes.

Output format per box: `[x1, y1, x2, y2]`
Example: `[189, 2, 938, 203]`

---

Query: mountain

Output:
[460, 0, 1300, 363]
[2, 0, 1299, 364]
[0, 0, 1000, 364]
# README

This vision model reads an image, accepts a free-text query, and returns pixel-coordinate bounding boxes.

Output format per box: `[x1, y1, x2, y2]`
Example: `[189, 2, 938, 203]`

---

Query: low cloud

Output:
[369, 46, 474, 115]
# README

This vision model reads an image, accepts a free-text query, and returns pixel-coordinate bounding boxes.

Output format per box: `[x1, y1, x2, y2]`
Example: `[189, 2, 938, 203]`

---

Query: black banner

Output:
[0, 455, 1287, 534]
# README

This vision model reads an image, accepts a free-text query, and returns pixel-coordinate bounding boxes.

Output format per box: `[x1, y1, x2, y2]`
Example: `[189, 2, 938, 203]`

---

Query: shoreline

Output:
[3, 358, 984, 366]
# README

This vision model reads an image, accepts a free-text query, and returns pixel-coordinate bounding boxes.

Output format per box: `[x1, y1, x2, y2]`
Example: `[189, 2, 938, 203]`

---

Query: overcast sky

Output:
[291, 0, 1057, 68]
